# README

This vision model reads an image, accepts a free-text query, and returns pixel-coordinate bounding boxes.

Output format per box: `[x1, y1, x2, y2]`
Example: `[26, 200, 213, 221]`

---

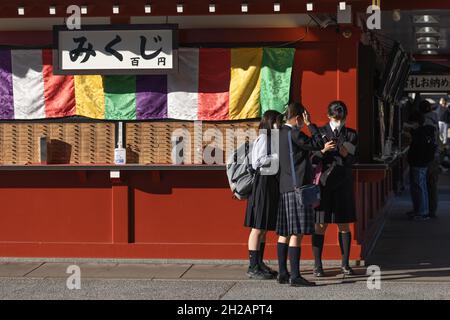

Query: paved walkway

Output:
[1, 173, 450, 299]
[367, 171, 450, 280]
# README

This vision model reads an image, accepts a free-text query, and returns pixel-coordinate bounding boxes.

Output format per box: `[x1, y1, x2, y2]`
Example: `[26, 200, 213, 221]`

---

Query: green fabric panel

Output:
[260, 48, 296, 115]
[104, 75, 137, 120]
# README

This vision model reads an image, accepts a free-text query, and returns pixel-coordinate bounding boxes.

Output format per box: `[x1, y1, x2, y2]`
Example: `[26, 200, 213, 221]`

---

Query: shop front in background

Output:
[0, 25, 392, 262]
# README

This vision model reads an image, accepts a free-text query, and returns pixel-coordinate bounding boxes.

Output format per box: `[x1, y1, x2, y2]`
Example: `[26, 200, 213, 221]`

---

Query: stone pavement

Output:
[0, 173, 450, 300]
[367, 172, 450, 278]
[0, 260, 449, 299]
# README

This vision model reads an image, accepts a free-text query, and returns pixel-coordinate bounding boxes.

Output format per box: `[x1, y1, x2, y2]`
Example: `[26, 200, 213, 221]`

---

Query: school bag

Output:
[226, 141, 255, 200]
[288, 130, 321, 208]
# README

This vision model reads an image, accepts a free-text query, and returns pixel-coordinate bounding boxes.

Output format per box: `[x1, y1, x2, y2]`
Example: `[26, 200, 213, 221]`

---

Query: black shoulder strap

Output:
[267, 130, 272, 156]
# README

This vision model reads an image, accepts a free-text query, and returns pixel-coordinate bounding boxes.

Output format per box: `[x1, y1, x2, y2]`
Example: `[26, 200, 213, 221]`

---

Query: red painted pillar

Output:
[337, 28, 360, 254]
[109, 16, 131, 244]
[111, 172, 129, 243]
[336, 28, 360, 130]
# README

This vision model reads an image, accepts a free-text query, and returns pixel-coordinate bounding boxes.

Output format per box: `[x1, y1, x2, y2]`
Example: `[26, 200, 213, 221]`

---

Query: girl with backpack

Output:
[244, 110, 282, 280]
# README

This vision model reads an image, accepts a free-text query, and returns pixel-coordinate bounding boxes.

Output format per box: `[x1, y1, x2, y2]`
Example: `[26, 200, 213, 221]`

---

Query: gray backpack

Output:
[226, 141, 255, 200]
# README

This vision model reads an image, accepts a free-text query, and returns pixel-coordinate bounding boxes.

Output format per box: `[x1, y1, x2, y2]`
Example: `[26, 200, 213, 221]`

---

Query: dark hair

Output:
[285, 102, 305, 120]
[259, 110, 282, 130]
[418, 100, 432, 114]
[276, 113, 285, 127]
[327, 100, 348, 120]
[410, 110, 425, 125]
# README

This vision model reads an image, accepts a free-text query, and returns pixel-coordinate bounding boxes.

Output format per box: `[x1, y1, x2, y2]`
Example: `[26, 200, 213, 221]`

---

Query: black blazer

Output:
[278, 124, 325, 194]
[313, 124, 358, 189]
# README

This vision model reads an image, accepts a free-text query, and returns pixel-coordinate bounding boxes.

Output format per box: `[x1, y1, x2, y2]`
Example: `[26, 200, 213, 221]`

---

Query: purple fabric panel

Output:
[136, 75, 168, 120]
[0, 50, 14, 119]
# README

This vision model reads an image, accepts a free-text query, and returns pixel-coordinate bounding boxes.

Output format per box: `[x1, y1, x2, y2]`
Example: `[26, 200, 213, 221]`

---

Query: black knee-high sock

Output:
[259, 242, 266, 265]
[312, 234, 325, 269]
[288, 246, 301, 279]
[277, 243, 289, 275]
[249, 250, 259, 268]
[338, 232, 351, 268]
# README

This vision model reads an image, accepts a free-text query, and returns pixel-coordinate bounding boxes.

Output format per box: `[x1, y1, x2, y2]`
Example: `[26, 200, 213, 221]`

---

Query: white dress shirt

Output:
[329, 121, 344, 134]
[251, 133, 279, 174]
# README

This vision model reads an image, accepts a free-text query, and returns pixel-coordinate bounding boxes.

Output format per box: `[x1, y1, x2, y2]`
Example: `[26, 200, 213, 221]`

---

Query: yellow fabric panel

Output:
[74, 75, 105, 119]
[229, 48, 263, 120]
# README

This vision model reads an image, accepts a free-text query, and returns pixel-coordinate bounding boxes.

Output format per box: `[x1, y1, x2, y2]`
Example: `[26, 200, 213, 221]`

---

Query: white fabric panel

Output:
[168, 48, 199, 120]
[12, 50, 45, 119]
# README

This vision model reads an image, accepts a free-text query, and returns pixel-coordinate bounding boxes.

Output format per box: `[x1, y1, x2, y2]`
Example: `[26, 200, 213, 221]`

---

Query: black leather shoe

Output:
[259, 262, 278, 277]
[289, 276, 316, 287]
[246, 265, 274, 280]
[341, 266, 355, 276]
[277, 272, 290, 284]
[313, 267, 326, 278]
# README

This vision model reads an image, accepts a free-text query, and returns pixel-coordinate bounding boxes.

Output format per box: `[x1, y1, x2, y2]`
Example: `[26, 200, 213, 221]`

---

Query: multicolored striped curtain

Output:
[0, 47, 295, 121]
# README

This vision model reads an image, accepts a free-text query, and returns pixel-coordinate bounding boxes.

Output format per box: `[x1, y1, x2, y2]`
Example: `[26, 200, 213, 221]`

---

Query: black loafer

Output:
[313, 267, 326, 278]
[289, 276, 316, 287]
[259, 262, 279, 277]
[341, 266, 355, 276]
[277, 272, 290, 284]
[246, 265, 274, 280]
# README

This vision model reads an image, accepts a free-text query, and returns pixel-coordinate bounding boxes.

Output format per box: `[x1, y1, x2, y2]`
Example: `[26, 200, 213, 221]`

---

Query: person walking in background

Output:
[311, 101, 358, 277]
[276, 102, 324, 287]
[407, 105, 438, 221]
[421, 100, 440, 219]
[445, 99, 450, 148]
[244, 110, 281, 280]
[437, 97, 449, 145]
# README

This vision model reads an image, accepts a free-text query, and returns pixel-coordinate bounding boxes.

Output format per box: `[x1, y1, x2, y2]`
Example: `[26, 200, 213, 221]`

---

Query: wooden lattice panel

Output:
[125, 120, 259, 164]
[0, 121, 259, 165]
[0, 123, 115, 165]
[78, 123, 115, 164]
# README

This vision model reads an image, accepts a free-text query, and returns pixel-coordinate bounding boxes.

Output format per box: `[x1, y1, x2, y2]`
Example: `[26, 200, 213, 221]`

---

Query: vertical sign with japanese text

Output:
[53, 24, 178, 75]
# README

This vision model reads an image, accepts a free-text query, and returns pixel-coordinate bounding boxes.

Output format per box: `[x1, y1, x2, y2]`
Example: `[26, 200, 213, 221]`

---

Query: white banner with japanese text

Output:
[53, 24, 178, 75]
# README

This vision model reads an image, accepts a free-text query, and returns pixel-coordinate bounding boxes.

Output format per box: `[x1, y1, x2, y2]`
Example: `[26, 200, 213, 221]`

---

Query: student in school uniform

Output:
[311, 101, 358, 277]
[244, 110, 282, 280]
[276, 102, 325, 287]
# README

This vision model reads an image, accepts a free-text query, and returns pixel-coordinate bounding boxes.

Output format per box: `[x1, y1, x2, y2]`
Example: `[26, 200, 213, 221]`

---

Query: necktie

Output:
[334, 128, 339, 138]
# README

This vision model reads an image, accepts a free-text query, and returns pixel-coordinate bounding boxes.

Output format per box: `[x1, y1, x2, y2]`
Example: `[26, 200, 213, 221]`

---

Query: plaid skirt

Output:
[276, 191, 315, 237]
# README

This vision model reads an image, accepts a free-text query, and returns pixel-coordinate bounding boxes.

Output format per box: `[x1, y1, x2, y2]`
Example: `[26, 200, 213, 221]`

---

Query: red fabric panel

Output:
[42, 49, 76, 118]
[198, 48, 230, 120]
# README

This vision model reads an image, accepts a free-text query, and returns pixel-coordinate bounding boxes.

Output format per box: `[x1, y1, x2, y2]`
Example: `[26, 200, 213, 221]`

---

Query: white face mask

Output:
[330, 119, 345, 129]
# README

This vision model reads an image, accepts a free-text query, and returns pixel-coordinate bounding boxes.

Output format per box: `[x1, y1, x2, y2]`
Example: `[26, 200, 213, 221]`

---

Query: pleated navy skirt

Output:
[276, 191, 315, 237]
[315, 179, 357, 224]
[244, 171, 279, 231]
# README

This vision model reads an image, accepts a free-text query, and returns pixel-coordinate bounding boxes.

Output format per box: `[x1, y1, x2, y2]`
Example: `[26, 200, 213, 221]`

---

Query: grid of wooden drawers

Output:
[0, 123, 115, 164]
[126, 121, 260, 164]
[0, 121, 260, 165]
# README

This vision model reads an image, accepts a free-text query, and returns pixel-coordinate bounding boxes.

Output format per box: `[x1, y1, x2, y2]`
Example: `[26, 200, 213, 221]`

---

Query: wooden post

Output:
[111, 171, 129, 243]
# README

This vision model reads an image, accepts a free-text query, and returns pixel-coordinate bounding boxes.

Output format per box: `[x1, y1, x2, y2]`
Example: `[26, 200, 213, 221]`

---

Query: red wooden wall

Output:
[0, 26, 375, 261]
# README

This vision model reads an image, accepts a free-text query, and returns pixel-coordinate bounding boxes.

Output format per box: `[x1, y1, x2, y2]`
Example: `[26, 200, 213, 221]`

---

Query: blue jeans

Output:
[410, 166, 429, 217]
